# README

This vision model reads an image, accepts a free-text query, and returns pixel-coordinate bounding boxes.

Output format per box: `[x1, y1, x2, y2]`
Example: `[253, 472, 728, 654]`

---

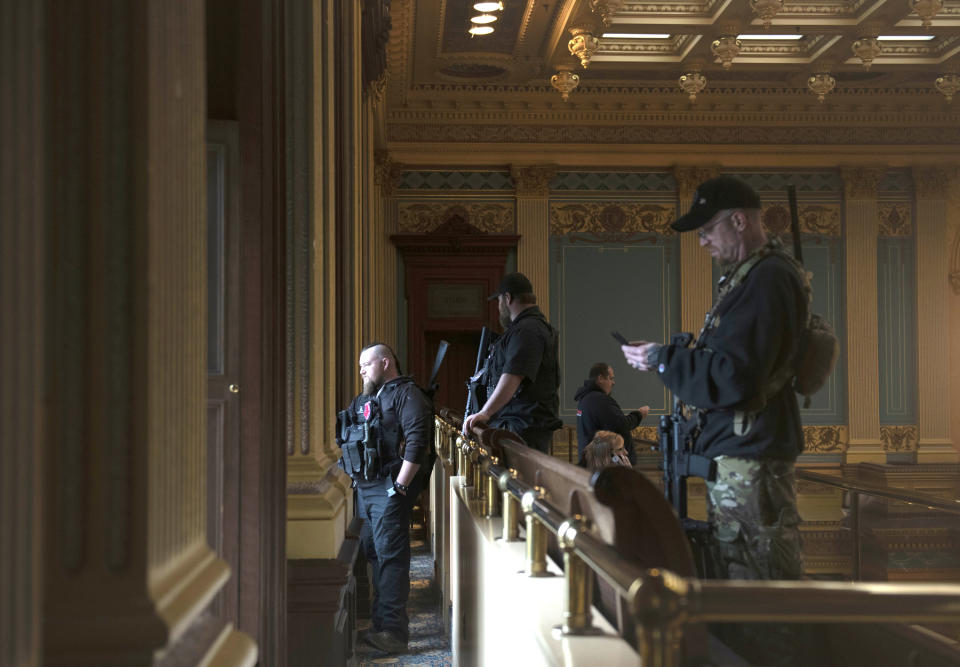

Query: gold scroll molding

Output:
[374, 149, 404, 196]
[511, 164, 556, 198]
[804, 425, 848, 453]
[842, 166, 885, 199]
[673, 166, 721, 200]
[397, 201, 514, 233]
[879, 203, 912, 237]
[761, 203, 841, 237]
[637, 425, 850, 454]
[881, 425, 919, 452]
[912, 166, 954, 199]
[550, 201, 675, 236]
[632, 426, 659, 453]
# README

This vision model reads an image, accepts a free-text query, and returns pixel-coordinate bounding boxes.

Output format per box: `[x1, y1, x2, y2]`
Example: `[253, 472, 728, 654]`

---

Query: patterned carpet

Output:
[357, 527, 452, 666]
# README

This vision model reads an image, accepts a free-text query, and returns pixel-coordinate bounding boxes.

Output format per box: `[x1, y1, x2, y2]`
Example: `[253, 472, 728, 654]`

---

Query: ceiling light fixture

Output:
[852, 36, 882, 70]
[737, 34, 803, 40]
[749, 0, 783, 29]
[569, 26, 600, 68]
[711, 35, 742, 70]
[910, 0, 943, 29]
[679, 70, 707, 103]
[878, 35, 936, 41]
[468, 25, 494, 36]
[470, 13, 497, 24]
[601, 33, 671, 39]
[807, 70, 836, 103]
[550, 65, 581, 101]
[935, 73, 959, 102]
[473, 1, 503, 11]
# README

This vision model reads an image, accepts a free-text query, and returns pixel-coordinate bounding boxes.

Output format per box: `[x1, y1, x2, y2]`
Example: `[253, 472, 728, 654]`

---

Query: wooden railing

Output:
[434, 407, 960, 667]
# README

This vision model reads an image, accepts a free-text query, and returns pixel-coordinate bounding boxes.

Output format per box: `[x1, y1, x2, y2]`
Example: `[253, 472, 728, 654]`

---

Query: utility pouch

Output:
[362, 422, 379, 481]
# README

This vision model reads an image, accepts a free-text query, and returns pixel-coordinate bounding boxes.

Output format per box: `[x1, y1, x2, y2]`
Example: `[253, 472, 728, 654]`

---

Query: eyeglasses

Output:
[697, 213, 733, 239]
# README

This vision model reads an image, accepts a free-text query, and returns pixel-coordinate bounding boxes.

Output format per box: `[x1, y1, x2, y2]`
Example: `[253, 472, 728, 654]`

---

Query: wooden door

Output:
[206, 121, 241, 624]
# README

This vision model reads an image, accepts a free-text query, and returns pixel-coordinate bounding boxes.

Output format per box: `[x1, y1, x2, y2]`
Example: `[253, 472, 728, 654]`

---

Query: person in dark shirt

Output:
[351, 343, 433, 655]
[462, 272, 561, 453]
[574, 362, 649, 465]
[621, 176, 805, 578]
[620, 176, 808, 663]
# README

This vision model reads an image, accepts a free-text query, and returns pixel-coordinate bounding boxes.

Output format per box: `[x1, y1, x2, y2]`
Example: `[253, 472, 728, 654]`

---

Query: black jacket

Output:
[574, 381, 643, 465]
[348, 376, 434, 479]
[655, 252, 806, 461]
[487, 306, 562, 435]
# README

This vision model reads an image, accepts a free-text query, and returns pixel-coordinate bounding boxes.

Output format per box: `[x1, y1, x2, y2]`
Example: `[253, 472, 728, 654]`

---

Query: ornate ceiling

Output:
[384, 0, 960, 163]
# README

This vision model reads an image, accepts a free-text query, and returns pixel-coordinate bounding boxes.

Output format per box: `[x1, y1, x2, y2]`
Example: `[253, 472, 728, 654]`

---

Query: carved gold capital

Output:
[511, 164, 556, 198]
[841, 166, 885, 199]
[673, 166, 720, 201]
[880, 425, 918, 452]
[374, 149, 403, 195]
[912, 166, 955, 199]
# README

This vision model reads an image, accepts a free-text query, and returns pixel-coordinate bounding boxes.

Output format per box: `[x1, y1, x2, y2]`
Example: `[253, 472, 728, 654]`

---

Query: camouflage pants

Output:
[706, 455, 803, 581]
[706, 456, 813, 665]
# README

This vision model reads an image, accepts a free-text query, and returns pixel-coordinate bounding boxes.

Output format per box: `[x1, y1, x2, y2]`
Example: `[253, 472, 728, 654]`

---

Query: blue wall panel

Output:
[550, 238, 681, 424]
[878, 239, 917, 424]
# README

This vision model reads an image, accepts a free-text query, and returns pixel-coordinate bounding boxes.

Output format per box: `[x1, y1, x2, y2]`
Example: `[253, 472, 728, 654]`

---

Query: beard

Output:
[362, 377, 380, 396]
[498, 301, 511, 329]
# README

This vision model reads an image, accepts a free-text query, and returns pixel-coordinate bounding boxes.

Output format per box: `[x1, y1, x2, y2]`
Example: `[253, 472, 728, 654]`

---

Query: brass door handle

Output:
[228, 384, 240, 394]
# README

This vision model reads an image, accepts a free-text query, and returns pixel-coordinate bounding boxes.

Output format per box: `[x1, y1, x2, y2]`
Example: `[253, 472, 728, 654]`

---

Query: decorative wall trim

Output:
[398, 201, 514, 233]
[881, 425, 919, 452]
[511, 164, 556, 198]
[761, 203, 842, 237]
[550, 201, 676, 237]
[804, 425, 848, 453]
[879, 203, 913, 236]
[387, 123, 960, 146]
[398, 170, 513, 190]
[842, 166, 886, 199]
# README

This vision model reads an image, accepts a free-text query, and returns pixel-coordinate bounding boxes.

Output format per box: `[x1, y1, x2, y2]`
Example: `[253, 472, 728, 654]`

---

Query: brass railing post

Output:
[455, 436, 466, 481]
[522, 487, 550, 577]
[558, 515, 595, 635]
[500, 469, 520, 541]
[460, 437, 473, 487]
[485, 456, 501, 518]
[473, 446, 484, 493]
[630, 569, 687, 667]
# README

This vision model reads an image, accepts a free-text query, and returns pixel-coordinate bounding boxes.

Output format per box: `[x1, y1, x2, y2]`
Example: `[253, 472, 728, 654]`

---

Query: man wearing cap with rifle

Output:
[621, 176, 809, 661]
[463, 272, 562, 453]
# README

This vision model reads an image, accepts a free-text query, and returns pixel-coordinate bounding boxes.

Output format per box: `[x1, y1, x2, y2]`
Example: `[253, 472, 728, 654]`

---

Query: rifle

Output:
[657, 332, 717, 519]
[464, 326, 496, 425]
[787, 184, 803, 263]
[424, 339, 449, 400]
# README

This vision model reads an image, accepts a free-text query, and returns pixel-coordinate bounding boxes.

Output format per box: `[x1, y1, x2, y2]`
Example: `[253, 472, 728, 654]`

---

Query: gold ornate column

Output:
[914, 167, 958, 462]
[843, 167, 885, 463]
[286, 0, 354, 560]
[673, 167, 718, 333]
[511, 164, 556, 318]
[42, 2, 254, 662]
[375, 149, 403, 344]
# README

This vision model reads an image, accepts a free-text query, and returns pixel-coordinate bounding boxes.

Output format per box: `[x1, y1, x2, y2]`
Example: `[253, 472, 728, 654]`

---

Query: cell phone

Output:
[611, 331, 629, 346]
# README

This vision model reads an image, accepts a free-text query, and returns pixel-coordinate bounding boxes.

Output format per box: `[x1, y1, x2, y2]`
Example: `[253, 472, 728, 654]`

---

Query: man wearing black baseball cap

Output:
[463, 272, 562, 453]
[620, 175, 809, 662]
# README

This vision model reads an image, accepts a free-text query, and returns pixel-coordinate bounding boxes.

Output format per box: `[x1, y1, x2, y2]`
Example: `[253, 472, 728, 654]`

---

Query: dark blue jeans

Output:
[356, 476, 418, 640]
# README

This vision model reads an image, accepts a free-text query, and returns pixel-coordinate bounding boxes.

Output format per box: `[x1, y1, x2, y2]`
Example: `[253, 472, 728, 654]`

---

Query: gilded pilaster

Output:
[843, 167, 885, 463]
[287, 0, 354, 560]
[914, 167, 958, 462]
[512, 165, 556, 318]
[673, 167, 718, 333]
